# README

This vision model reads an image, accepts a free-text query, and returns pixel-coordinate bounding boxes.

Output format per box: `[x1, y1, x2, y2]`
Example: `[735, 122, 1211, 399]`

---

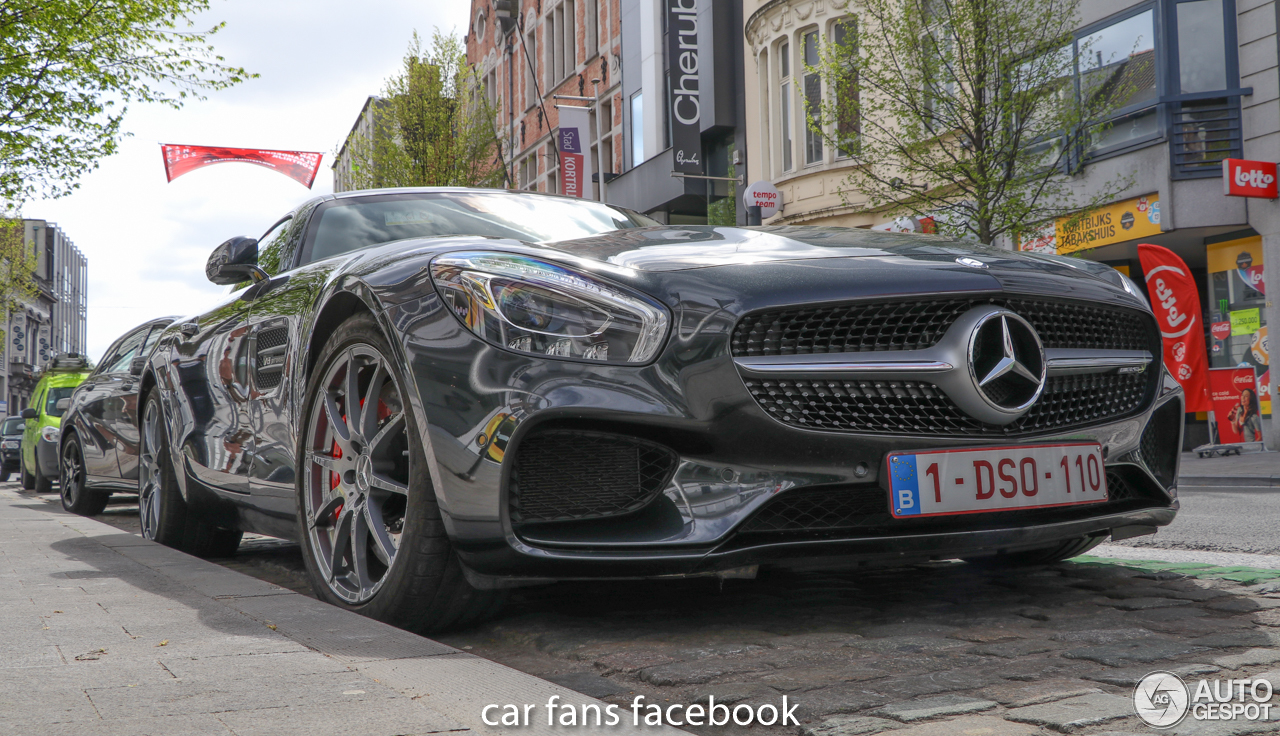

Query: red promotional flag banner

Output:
[161, 144, 324, 188]
[1138, 243, 1211, 412]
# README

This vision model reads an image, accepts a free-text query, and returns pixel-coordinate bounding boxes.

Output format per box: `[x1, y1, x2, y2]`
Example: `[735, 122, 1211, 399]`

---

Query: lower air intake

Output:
[511, 430, 678, 524]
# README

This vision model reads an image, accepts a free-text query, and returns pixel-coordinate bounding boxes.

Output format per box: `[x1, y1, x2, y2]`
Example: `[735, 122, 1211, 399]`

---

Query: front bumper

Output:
[384, 286, 1182, 583]
[36, 438, 59, 478]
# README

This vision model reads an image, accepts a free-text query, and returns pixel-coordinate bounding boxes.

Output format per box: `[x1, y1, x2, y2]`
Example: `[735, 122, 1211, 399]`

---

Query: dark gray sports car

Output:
[137, 188, 1181, 631]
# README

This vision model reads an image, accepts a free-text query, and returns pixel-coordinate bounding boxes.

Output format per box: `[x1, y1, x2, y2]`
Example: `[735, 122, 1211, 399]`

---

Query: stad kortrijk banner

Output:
[161, 144, 324, 188]
[1138, 243, 1211, 412]
[555, 106, 593, 199]
[1208, 367, 1263, 443]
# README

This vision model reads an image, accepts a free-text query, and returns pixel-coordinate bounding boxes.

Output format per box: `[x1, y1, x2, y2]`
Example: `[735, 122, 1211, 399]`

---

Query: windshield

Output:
[44, 387, 75, 418]
[308, 192, 659, 264]
[1, 417, 22, 435]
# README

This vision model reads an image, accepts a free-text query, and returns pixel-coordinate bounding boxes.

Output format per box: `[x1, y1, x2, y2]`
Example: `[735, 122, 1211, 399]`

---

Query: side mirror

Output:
[205, 237, 266, 285]
[129, 355, 146, 376]
[20, 408, 37, 420]
[55, 398, 71, 411]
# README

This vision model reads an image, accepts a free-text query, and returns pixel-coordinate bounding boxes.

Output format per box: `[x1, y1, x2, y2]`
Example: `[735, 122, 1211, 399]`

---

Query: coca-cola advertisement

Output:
[1138, 243, 1211, 412]
[1209, 367, 1264, 443]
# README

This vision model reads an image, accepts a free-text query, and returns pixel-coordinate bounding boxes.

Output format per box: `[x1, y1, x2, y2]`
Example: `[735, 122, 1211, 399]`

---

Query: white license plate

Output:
[887, 443, 1107, 519]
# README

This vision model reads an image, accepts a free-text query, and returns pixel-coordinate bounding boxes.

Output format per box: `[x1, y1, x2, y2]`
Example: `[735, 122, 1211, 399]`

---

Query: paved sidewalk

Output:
[1179, 451, 1279, 488]
[0, 487, 676, 736]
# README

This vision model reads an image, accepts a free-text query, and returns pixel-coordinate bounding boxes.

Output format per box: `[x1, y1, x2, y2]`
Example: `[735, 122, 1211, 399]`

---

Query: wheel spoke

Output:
[361, 362, 387, 444]
[310, 491, 345, 529]
[367, 412, 404, 456]
[324, 392, 350, 444]
[329, 506, 354, 581]
[344, 351, 364, 444]
[308, 451, 341, 472]
[368, 473, 408, 495]
[350, 508, 374, 597]
[363, 501, 397, 567]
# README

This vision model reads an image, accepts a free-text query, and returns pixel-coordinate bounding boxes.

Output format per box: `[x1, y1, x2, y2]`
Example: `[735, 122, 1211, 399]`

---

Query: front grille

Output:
[738, 468, 1163, 537]
[510, 430, 678, 524]
[255, 326, 288, 391]
[731, 297, 1154, 357]
[1140, 401, 1182, 488]
[746, 371, 1151, 437]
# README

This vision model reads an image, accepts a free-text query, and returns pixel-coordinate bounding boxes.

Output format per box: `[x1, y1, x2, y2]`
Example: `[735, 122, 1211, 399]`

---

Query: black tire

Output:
[964, 535, 1106, 567]
[60, 435, 108, 516]
[21, 460, 35, 490]
[138, 390, 243, 557]
[296, 312, 505, 633]
[0, 470, 10, 483]
[33, 455, 52, 493]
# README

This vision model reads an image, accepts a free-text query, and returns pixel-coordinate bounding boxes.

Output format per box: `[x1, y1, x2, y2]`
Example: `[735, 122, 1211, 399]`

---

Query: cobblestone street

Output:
[42, 487, 1280, 735]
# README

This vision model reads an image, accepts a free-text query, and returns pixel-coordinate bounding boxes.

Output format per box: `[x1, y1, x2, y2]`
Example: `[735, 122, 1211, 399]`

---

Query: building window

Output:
[802, 31, 823, 165]
[1079, 9, 1158, 154]
[525, 28, 538, 109]
[545, 0, 576, 86]
[1176, 0, 1226, 93]
[758, 50, 771, 175]
[630, 92, 644, 166]
[585, 0, 598, 57]
[779, 40, 793, 172]
[832, 19, 858, 158]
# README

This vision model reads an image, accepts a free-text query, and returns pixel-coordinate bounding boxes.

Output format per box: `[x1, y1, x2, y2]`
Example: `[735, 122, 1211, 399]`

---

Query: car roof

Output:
[38, 372, 90, 388]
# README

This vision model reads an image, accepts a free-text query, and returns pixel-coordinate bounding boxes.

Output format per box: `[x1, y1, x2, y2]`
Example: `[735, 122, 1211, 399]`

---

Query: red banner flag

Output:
[1138, 243, 1210, 412]
[160, 144, 323, 188]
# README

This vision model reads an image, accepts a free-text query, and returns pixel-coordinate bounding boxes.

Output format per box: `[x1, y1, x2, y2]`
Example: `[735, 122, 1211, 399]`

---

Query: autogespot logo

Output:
[1135, 671, 1275, 729]
[1134, 671, 1190, 728]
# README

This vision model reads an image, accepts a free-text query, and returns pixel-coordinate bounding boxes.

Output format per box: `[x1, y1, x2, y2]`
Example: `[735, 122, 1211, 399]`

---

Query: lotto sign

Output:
[1223, 159, 1278, 198]
[555, 106, 593, 199]
[743, 181, 783, 219]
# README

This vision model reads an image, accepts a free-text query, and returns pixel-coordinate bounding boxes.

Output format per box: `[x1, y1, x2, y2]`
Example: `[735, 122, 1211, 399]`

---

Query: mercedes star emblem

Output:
[966, 309, 1046, 419]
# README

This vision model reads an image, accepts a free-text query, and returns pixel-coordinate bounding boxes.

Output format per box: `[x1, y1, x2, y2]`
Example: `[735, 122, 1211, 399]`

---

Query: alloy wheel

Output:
[61, 441, 83, 507]
[304, 344, 410, 604]
[138, 399, 163, 539]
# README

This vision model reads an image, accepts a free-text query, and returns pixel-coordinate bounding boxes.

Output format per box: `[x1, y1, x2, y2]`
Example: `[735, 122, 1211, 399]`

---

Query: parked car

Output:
[136, 187, 1182, 632]
[21, 355, 93, 492]
[1, 416, 23, 482]
[58, 317, 176, 515]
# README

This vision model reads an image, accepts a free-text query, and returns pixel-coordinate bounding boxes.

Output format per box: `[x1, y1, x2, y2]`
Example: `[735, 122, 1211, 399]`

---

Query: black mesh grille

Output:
[255, 327, 287, 391]
[1140, 401, 1182, 488]
[745, 371, 1151, 437]
[739, 469, 1161, 536]
[511, 431, 678, 524]
[731, 297, 1154, 357]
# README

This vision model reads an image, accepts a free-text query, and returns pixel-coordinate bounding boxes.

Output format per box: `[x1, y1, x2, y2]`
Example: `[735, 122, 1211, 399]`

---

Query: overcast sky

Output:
[24, 0, 471, 361]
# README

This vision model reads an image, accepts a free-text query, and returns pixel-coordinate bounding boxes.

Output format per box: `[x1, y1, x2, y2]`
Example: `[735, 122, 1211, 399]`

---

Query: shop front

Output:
[1019, 193, 1270, 448]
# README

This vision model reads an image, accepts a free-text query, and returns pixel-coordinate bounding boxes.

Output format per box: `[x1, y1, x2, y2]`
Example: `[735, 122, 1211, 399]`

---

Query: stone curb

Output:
[1179, 475, 1280, 488]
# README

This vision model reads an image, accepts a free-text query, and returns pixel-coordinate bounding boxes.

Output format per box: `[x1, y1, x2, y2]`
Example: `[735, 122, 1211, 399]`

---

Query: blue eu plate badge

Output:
[890, 455, 920, 516]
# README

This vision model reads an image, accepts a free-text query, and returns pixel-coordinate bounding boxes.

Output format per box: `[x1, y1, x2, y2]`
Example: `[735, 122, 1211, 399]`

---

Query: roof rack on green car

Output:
[40, 353, 93, 374]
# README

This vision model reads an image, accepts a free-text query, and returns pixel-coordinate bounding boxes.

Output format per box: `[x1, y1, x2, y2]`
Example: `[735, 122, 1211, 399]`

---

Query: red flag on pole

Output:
[160, 144, 324, 188]
[1138, 243, 1210, 412]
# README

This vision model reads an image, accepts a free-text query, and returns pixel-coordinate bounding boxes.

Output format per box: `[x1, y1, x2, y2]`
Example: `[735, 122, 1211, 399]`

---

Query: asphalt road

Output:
[1114, 485, 1280, 556]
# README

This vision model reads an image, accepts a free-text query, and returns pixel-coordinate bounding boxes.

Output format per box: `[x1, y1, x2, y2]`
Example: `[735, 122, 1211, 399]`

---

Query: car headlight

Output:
[1119, 273, 1150, 309]
[431, 252, 670, 364]
[41, 426, 59, 443]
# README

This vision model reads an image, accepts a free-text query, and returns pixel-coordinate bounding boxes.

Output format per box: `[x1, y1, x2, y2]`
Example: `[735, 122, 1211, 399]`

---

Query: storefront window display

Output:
[1207, 236, 1269, 414]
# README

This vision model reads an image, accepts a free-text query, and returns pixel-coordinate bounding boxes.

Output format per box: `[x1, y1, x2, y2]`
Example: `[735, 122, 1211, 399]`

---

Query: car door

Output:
[111, 321, 171, 481]
[172, 295, 257, 496]
[76, 325, 150, 481]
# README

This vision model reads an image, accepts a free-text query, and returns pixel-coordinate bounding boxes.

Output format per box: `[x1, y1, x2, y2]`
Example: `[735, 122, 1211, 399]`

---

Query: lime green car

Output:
[21, 355, 92, 492]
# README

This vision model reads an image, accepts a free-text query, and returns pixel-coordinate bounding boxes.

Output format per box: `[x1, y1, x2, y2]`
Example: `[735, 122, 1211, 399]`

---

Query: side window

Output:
[257, 217, 293, 276]
[140, 323, 166, 357]
[103, 327, 149, 374]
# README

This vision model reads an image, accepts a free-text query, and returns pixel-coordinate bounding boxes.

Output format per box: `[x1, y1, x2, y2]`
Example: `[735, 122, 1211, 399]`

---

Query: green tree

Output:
[809, 0, 1141, 244]
[342, 31, 504, 189]
[0, 0, 253, 204]
[0, 216, 41, 343]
